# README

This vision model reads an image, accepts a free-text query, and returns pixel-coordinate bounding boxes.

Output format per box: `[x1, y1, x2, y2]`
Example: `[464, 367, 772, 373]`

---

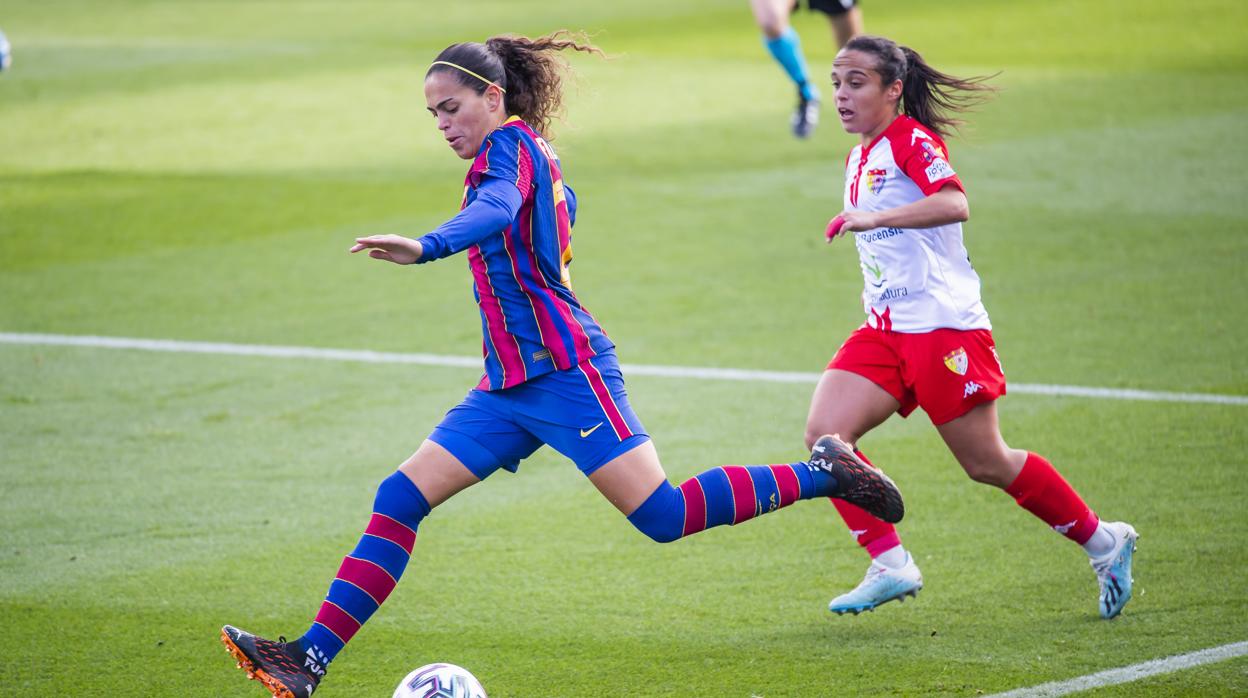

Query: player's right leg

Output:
[510, 351, 903, 541]
[936, 402, 1139, 619]
[222, 391, 537, 697]
[749, 0, 821, 137]
[806, 368, 923, 614]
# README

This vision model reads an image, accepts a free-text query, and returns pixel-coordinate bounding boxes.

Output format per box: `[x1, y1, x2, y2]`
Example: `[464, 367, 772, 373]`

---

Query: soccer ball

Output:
[0, 29, 11, 72]
[393, 663, 487, 698]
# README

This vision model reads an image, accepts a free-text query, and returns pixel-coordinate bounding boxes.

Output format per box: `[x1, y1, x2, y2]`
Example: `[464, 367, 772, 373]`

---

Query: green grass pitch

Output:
[2, 1, 1247, 695]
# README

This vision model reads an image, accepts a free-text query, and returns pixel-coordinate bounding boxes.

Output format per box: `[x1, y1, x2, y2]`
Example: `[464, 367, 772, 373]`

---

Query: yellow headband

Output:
[430, 60, 506, 93]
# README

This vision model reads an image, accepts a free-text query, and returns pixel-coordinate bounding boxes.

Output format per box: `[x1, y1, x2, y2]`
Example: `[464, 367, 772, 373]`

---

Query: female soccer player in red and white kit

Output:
[218, 32, 903, 698]
[810, 35, 1138, 619]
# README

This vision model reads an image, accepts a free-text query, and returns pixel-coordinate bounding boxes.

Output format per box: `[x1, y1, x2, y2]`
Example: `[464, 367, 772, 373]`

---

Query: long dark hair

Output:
[426, 31, 602, 138]
[844, 35, 996, 138]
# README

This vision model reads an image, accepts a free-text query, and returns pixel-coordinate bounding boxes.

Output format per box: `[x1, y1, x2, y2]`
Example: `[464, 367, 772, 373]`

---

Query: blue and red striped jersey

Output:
[453, 116, 613, 390]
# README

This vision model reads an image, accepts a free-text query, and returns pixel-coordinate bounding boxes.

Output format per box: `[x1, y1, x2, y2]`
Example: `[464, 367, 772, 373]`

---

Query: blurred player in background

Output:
[219, 30, 903, 698]
[750, 0, 863, 138]
[812, 35, 1138, 619]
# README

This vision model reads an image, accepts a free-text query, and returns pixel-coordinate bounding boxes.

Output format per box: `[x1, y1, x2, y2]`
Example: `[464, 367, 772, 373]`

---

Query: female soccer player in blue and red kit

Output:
[809, 35, 1137, 619]
[220, 32, 903, 698]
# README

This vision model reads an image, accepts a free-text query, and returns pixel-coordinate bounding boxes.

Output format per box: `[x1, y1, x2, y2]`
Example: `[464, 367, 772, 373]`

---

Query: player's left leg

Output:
[590, 434, 903, 542]
[222, 441, 482, 698]
[223, 389, 540, 697]
[532, 353, 903, 538]
[749, 0, 821, 137]
[936, 402, 1138, 619]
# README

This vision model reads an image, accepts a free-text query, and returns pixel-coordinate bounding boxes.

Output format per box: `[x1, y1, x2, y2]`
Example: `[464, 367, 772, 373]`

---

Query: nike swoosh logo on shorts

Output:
[580, 422, 604, 438]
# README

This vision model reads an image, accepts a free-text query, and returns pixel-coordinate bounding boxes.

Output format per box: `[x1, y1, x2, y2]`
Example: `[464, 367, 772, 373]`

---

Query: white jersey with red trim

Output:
[842, 115, 990, 333]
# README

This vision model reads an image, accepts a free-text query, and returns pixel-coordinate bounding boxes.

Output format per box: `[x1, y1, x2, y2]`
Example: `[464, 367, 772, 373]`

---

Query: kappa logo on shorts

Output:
[963, 381, 983, 398]
[943, 347, 969, 375]
[579, 422, 604, 438]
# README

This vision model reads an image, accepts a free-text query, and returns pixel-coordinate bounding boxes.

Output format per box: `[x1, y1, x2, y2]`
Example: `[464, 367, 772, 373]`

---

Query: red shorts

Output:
[828, 326, 1006, 425]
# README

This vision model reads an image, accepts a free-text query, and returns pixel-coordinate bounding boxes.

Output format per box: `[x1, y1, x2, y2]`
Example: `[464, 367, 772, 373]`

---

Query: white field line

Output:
[1, 332, 1246, 406]
[985, 640, 1248, 697]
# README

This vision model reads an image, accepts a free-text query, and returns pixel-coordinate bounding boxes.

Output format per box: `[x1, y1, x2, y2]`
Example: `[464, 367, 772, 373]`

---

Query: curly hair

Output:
[426, 31, 603, 138]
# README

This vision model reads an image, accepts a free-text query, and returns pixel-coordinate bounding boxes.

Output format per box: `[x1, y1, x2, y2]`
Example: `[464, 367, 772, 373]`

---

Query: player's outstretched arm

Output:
[829, 185, 969, 239]
[350, 234, 424, 264]
[348, 178, 521, 265]
[352, 178, 523, 266]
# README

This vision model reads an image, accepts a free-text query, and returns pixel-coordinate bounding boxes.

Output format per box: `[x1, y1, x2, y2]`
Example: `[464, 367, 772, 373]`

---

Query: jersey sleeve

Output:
[415, 177, 523, 263]
[467, 126, 535, 196]
[893, 126, 964, 196]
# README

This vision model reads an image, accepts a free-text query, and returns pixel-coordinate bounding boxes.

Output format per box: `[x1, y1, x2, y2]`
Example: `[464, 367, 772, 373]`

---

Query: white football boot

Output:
[829, 553, 923, 615]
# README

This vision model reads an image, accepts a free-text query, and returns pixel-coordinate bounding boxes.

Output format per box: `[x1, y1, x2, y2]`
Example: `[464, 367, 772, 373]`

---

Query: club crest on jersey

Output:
[943, 347, 969, 375]
[866, 168, 887, 195]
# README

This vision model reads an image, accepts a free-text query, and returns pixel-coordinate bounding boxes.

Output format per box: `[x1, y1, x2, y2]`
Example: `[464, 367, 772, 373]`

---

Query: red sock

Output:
[1005, 452, 1099, 544]
[829, 450, 900, 557]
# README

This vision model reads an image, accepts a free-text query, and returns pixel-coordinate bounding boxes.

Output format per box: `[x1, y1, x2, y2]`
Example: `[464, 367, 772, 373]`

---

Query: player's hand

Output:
[349, 235, 423, 265]
[825, 210, 879, 243]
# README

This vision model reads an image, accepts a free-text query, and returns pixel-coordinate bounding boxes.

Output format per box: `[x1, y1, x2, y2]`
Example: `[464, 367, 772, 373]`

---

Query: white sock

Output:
[1081, 522, 1116, 558]
[873, 545, 908, 569]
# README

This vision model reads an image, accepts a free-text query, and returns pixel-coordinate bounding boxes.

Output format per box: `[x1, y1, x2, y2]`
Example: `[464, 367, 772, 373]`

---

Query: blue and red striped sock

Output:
[627, 462, 833, 543]
[298, 471, 430, 668]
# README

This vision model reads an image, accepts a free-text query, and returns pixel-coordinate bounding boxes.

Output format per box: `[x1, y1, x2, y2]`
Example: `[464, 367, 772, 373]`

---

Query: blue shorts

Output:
[429, 352, 650, 478]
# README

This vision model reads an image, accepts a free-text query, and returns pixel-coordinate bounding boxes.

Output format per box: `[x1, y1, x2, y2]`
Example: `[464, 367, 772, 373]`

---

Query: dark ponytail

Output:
[844, 35, 996, 138]
[427, 30, 603, 138]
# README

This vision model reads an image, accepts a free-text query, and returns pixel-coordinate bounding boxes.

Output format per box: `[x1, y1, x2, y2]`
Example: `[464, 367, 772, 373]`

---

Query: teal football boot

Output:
[1091, 521, 1138, 619]
[829, 554, 923, 616]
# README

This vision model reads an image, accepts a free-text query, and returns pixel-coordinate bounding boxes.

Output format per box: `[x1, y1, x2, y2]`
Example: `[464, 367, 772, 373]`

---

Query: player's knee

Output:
[625, 481, 684, 544]
[635, 522, 682, 544]
[760, 20, 786, 40]
[755, 9, 788, 40]
[630, 510, 683, 544]
[373, 470, 432, 527]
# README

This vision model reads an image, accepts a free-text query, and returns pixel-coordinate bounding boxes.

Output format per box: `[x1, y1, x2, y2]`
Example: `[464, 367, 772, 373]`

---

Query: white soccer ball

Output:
[0, 29, 11, 72]
[393, 663, 488, 698]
